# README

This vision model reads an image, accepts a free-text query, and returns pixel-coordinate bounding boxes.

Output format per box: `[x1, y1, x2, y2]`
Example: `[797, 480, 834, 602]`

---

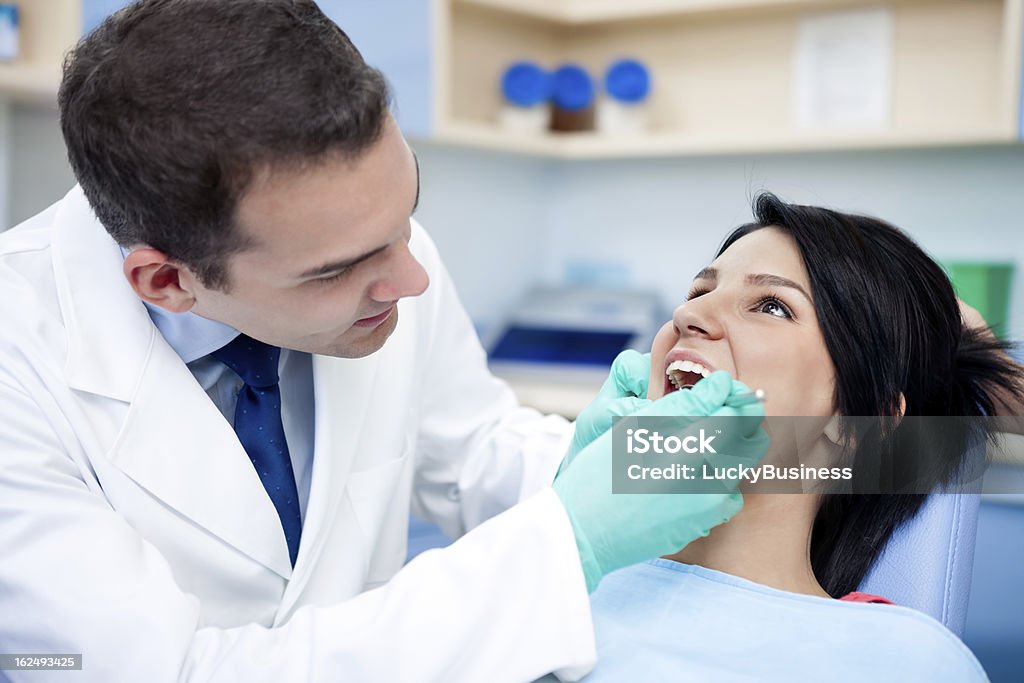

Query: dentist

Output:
[0, 2, 766, 681]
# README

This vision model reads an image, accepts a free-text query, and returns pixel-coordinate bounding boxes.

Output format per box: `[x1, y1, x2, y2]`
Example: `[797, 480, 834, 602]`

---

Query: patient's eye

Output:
[687, 286, 710, 300]
[754, 295, 793, 319]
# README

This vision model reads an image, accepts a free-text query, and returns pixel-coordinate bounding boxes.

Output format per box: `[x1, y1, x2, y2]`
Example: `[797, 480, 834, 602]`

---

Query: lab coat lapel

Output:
[111, 340, 295, 579]
[52, 186, 293, 579]
[277, 352, 379, 613]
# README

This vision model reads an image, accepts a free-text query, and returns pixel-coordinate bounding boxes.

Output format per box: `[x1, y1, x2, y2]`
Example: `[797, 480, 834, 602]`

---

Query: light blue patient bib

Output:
[540, 559, 988, 682]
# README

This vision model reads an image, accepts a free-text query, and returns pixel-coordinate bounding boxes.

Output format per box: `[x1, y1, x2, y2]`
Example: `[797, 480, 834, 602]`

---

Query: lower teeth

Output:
[668, 371, 698, 391]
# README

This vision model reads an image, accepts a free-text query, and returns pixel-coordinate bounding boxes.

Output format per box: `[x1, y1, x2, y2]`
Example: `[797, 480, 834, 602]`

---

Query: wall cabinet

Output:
[435, 0, 1024, 157]
[0, 0, 80, 105]
[2, 0, 1021, 159]
[0, 0, 134, 105]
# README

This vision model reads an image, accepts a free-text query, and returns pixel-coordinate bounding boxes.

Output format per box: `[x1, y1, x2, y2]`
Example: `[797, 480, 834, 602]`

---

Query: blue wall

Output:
[314, 0, 433, 137]
[82, 0, 131, 33]
[81, 1, 433, 138]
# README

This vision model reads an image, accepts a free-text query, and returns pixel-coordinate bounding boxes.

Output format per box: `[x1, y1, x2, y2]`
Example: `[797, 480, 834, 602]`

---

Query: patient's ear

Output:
[823, 393, 905, 446]
[823, 415, 848, 448]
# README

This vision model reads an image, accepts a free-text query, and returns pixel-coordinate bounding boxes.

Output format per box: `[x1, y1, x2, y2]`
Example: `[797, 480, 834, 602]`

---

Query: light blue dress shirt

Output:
[538, 559, 988, 682]
[128, 262, 315, 521]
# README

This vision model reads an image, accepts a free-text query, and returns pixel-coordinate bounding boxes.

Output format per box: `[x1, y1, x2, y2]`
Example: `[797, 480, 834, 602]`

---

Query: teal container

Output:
[942, 262, 1014, 338]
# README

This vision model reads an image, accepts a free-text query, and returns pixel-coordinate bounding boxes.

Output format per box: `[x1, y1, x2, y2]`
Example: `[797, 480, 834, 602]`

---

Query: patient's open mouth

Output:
[664, 360, 712, 394]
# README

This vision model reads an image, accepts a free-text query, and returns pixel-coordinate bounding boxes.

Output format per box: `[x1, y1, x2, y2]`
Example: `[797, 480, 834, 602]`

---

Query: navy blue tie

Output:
[213, 334, 302, 567]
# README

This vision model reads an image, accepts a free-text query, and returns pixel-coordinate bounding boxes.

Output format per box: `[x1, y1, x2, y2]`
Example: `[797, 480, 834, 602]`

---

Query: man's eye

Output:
[755, 296, 792, 319]
[316, 270, 349, 285]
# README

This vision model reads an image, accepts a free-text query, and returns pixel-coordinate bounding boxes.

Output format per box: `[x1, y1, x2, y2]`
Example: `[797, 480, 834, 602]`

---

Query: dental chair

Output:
[408, 490, 982, 636]
[409, 438, 984, 638]
[859, 491, 981, 637]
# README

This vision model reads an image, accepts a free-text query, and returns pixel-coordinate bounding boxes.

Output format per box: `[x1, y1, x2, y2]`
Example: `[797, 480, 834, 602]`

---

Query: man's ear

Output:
[123, 247, 197, 314]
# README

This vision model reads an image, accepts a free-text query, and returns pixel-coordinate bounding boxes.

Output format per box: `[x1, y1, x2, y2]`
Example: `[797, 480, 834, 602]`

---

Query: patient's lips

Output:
[663, 349, 717, 394]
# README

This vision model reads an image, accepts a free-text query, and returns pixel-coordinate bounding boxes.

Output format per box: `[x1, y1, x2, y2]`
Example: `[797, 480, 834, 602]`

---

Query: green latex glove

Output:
[553, 371, 769, 593]
[556, 350, 651, 479]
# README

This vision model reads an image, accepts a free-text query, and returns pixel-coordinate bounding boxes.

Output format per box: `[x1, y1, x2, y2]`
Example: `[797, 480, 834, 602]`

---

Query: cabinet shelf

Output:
[455, 0, 908, 25]
[436, 0, 1024, 158]
[0, 64, 63, 106]
[429, 121, 1017, 159]
[8, 1, 1021, 160]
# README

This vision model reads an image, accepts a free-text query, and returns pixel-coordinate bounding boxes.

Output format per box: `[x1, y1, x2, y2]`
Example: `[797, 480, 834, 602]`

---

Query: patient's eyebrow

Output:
[692, 267, 812, 303]
[746, 273, 812, 303]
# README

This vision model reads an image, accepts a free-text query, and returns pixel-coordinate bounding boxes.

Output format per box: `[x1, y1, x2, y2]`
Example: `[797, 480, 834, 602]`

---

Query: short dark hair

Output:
[59, 0, 391, 289]
[719, 193, 1024, 597]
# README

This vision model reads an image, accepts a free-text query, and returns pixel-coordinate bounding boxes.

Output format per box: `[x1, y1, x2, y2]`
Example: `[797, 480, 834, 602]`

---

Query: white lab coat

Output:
[0, 187, 596, 682]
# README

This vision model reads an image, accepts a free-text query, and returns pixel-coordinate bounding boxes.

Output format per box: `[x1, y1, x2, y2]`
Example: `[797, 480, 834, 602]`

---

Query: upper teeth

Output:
[666, 359, 712, 377]
[665, 360, 712, 389]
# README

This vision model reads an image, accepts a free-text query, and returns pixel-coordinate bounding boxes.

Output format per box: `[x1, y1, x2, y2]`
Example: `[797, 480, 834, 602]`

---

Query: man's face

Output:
[189, 117, 429, 358]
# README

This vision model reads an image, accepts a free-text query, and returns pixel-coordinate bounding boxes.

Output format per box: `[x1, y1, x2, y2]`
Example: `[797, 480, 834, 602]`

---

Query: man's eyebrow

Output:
[298, 244, 389, 279]
[746, 273, 812, 303]
[298, 153, 421, 280]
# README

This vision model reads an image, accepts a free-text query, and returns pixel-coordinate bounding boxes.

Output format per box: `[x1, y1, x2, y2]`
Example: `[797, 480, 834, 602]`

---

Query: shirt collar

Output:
[120, 246, 239, 363]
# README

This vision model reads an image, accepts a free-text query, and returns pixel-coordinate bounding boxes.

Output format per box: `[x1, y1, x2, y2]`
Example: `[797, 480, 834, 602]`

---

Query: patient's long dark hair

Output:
[719, 193, 1024, 598]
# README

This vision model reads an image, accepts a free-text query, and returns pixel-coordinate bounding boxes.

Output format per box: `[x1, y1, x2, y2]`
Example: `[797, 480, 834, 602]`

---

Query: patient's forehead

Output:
[710, 227, 809, 286]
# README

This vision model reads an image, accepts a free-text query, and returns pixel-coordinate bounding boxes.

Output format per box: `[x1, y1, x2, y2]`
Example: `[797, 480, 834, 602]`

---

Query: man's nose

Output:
[368, 243, 429, 302]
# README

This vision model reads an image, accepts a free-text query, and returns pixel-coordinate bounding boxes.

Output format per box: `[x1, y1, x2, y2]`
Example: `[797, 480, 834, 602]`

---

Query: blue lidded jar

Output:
[498, 61, 551, 133]
[550, 63, 596, 132]
[599, 58, 652, 134]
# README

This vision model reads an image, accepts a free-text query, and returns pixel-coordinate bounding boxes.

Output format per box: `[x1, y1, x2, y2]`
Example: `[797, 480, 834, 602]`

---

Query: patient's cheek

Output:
[647, 321, 676, 400]
[647, 371, 663, 400]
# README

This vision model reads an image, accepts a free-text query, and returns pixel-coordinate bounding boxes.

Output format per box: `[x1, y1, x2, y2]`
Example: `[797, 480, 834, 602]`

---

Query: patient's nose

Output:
[673, 298, 723, 340]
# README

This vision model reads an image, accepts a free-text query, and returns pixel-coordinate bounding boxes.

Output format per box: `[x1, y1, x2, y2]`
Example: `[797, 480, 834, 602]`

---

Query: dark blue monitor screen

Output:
[489, 327, 633, 366]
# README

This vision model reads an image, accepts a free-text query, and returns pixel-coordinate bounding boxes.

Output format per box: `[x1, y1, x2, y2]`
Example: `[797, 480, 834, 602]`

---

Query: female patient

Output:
[570, 194, 1023, 682]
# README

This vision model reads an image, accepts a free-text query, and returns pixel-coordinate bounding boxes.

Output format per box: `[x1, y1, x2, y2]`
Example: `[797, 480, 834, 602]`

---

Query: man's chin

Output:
[317, 308, 399, 358]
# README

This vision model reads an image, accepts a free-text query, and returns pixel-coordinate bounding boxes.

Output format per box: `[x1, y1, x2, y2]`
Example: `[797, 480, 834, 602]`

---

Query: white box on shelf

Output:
[794, 7, 894, 130]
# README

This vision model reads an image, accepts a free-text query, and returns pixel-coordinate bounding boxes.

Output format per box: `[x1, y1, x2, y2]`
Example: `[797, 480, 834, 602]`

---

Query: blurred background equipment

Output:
[486, 286, 661, 417]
